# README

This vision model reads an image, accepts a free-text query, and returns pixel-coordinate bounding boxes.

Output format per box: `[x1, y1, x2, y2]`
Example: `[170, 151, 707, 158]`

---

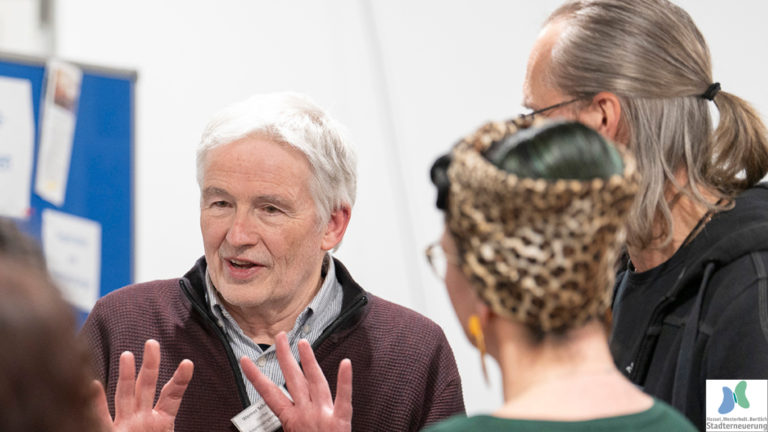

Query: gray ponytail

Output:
[708, 91, 768, 194]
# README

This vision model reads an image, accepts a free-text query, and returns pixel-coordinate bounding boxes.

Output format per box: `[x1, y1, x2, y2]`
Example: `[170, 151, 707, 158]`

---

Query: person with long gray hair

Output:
[518, 0, 768, 429]
[81, 92, 465, 431]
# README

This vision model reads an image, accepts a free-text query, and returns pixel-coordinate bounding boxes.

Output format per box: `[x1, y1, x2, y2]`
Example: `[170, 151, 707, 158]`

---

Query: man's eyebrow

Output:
[201, 187, 233, 200]
[201, 189, 296, 210]
[254, 194, 294, 209]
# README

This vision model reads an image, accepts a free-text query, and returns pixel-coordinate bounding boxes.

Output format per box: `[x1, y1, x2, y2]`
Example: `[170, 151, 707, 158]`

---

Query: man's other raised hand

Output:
[92, 339, 194, 432]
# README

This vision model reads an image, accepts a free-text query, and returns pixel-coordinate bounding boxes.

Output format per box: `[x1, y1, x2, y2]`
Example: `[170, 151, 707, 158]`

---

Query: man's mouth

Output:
[228, 259, 258, 269]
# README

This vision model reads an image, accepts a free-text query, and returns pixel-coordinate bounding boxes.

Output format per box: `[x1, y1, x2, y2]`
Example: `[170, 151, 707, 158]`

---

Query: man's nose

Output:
[225, 208, 259, 247]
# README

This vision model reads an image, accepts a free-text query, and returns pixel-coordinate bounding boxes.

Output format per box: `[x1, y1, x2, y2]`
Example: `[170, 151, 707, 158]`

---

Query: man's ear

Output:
[321, 206, 352, 251]
[578, 91, 623, 143]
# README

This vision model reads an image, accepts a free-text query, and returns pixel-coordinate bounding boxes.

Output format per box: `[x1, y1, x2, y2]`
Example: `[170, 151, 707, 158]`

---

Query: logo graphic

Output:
[718, 381, 750, 414]
[706, 380, 767, 431]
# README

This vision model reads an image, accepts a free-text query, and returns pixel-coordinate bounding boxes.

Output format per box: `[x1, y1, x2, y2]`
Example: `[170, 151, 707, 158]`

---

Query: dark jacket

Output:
[610, 184, 768, 430]
[81, 257, 465, 432]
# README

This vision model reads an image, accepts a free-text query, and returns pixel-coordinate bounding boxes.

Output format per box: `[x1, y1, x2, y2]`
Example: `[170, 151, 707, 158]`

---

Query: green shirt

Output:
[423, 399, 697, 432]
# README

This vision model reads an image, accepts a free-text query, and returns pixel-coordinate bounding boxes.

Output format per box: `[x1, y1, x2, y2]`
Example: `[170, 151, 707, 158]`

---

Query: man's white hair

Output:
[196, 92, 358, 227]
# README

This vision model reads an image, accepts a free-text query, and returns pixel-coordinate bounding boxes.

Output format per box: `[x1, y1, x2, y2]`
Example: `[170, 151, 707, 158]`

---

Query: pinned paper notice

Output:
[42, 209, 101, 311]
[35, 60, 82, 206]
[0, 76, 35, 218]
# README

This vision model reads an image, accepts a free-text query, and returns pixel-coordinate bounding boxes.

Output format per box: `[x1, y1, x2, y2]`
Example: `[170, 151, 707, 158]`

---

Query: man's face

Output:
[523, 20, 579, 122]
[200, 137, 326, 310]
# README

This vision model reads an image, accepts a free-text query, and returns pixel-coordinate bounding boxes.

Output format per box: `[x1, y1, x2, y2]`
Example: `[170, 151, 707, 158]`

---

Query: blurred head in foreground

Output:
[0, 219, 98, 432]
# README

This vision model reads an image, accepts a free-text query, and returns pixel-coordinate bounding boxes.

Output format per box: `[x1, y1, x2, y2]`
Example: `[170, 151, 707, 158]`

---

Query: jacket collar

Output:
[180, 256, 369, 333]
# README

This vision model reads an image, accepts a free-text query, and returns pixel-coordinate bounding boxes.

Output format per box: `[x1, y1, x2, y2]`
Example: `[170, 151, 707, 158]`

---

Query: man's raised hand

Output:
[241, 332, 352, 432]
[92, 339, 194, 432]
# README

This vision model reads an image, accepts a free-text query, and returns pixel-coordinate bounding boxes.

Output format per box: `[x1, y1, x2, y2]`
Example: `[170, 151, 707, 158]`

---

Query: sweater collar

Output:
[181, 256, 369, 332]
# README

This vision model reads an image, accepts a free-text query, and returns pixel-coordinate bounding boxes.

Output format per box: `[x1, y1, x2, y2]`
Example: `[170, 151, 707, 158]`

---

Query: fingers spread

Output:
[241, 356, 293, 416]
[91, 380, 114, 431]
[334, 359, 353, 422]
[134, 340, 161, 412]
[154, 359, 194, 418]
[114, 351, 136, 421]
[275, 332, 309, 403]
[298, 339, 331, 405]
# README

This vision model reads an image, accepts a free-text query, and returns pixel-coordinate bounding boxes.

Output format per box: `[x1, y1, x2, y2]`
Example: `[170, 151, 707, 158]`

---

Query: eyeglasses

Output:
[425, 242, 460, 281]
[517, 95, 589, 122]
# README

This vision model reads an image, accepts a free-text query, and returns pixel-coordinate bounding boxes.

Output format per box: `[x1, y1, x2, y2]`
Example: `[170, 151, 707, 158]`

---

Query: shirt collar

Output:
[305, 254, 336, 316]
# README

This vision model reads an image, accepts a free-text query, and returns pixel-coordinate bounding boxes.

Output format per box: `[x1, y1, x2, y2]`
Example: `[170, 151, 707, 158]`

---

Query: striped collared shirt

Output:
[205, 254, 343, 404]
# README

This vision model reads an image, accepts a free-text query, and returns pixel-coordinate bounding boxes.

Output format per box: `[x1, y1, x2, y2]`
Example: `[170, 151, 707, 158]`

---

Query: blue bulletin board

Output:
[0, 52, 135, 320]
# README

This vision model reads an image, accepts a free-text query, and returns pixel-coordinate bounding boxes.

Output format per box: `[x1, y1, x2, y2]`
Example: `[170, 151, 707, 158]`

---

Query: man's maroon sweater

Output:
[81, 257, 465, 431]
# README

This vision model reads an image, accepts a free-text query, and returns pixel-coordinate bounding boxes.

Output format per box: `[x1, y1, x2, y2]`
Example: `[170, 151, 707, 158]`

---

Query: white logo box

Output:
[706, 380, 768, 431]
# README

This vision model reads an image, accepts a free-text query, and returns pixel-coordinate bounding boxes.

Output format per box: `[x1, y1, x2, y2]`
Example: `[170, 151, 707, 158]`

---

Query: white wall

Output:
[53, 0, 768, 415]
[0, 0, 53, 55]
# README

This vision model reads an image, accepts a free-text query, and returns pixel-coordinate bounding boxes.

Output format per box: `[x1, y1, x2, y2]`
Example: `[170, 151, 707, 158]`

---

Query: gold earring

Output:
[468, 314, 489, 385]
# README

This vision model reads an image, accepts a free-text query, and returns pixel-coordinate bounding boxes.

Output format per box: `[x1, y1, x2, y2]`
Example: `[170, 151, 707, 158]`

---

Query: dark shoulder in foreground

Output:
[422, 400, 696, 432]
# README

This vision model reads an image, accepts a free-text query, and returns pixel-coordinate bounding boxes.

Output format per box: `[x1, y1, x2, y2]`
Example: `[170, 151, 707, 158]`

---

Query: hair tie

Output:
[702, 82, 721, 101]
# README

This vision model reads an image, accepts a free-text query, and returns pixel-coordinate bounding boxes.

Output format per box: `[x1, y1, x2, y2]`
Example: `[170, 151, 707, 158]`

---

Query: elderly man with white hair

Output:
[82, 92, 465, 432]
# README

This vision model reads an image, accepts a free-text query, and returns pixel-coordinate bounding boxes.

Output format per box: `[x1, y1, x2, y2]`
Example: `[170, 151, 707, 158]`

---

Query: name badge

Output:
[231, 387, 292, 432]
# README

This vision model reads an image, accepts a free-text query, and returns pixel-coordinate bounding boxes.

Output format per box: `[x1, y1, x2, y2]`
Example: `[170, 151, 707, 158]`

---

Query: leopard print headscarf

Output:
[445, 118, 638, 332]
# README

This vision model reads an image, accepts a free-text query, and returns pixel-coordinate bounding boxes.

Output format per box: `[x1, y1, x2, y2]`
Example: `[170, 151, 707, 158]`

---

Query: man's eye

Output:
[263, 205, 280, 214]
[212, 201, 230, 208]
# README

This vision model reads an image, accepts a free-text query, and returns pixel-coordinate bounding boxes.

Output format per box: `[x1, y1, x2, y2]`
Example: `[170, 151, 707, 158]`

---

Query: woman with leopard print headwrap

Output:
[420, 119, 696, 431]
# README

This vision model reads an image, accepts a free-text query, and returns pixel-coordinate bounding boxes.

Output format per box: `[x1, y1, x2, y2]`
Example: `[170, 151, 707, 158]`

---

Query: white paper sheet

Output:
[42, 209, 102, 311]
[0, 76, 35, 218]
[35, 60, 82, 206]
